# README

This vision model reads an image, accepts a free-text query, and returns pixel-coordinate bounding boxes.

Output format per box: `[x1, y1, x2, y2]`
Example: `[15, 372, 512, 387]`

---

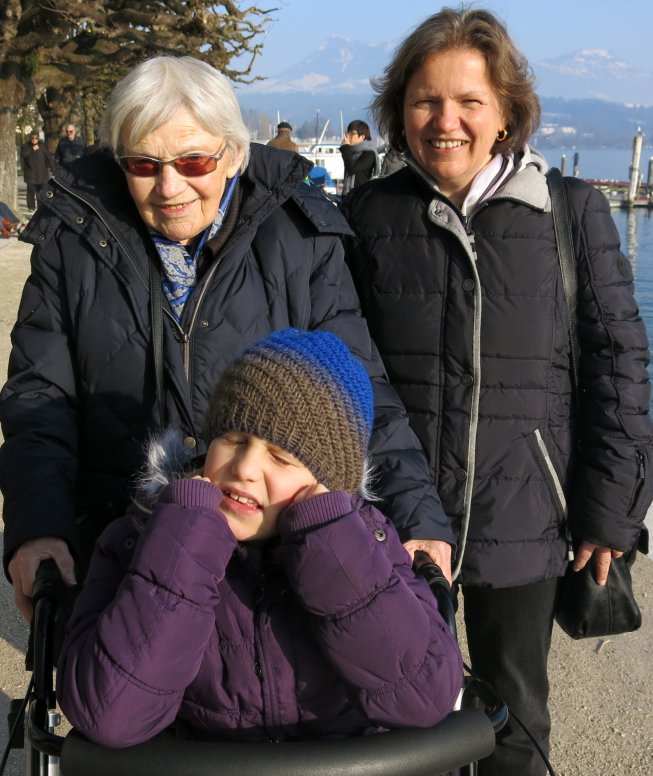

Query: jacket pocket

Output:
[528, 428, 568, 522]
[627, 448, 649, 517]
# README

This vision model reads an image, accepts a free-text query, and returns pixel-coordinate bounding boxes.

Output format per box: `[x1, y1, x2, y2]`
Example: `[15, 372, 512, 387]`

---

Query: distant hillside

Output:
[536, 98, 653, 148]
[236, 37, 653, 148]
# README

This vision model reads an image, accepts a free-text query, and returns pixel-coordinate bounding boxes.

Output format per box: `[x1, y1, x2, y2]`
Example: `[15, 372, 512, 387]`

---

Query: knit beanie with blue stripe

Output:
[203, 328, 374, 493]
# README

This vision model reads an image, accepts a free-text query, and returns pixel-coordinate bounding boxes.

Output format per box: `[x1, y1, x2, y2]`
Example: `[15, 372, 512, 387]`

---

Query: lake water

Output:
[540, 148, 653, 546]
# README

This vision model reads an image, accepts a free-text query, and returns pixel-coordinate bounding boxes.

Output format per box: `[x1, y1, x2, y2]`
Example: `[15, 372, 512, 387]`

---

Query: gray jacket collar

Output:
[405, 144, 552, 214]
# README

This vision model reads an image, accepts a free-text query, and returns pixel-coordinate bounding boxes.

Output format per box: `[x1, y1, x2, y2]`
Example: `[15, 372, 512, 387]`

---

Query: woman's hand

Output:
[573, 540, 624, 585]
[403, 539, 453, 585]
[8, 537, 77, 621]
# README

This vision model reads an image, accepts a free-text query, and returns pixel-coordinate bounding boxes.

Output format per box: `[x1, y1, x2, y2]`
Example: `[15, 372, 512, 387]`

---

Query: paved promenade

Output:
[0, 226, 651, 774]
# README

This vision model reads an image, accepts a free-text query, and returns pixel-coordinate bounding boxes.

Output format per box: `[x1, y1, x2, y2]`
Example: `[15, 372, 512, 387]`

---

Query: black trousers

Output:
[462, 578, 558, 776]
[26, 182, 44, 211]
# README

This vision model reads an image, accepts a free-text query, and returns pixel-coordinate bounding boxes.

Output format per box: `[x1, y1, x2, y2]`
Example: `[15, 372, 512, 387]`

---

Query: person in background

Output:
[54, 124, 86, 167]
[342, 7, 653, 775]
[1, 55, 452, 630]
[56, 328, 463, 748]
[266, 121, 298, 152]
[20, 133, 53, 212]
[379, 143, 406, 177]
[340, 120, 378, 194]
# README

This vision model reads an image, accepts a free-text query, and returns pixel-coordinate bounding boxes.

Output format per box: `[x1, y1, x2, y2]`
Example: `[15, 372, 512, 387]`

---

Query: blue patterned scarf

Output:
[150, 173, 239, 322]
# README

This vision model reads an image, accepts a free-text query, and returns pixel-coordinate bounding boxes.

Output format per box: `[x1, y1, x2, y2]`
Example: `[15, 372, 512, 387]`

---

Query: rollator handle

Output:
[414, 559, 508, 734]
[414, 554, 457, 638]
[32, 558, 65, 607]
[415, 557, 450, 590]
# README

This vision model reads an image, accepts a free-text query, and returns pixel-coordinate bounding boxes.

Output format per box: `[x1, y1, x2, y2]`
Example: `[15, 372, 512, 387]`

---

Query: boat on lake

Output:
[298, 140, 345, 187]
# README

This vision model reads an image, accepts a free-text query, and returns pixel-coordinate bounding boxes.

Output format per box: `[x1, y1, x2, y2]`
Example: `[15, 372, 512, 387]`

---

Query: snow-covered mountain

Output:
[242, 36, 393, 95]
[535, 49, 653, 104]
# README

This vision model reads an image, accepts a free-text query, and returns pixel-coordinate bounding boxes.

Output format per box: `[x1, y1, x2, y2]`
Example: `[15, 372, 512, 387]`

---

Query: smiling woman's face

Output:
[402, 47, 506, 206]
[122, 107, 243, 245]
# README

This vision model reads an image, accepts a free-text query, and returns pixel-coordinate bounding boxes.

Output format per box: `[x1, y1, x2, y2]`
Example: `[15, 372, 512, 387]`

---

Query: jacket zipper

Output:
[438, 209, 482, 581]
[533, 428, 575, 561]
[253, 571, 284, 739]
[627, 448, 647, 515]
[180, 257, 225, 382]
[424, 198, 483, 580]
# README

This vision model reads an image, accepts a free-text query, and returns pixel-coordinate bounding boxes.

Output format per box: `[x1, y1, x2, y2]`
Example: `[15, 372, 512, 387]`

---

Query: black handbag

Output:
[554, 549, 641, 639]
[547, 167, 643, 640]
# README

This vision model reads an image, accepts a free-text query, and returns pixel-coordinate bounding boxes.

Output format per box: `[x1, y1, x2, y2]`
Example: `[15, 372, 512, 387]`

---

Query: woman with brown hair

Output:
[343, 7, 653, 774]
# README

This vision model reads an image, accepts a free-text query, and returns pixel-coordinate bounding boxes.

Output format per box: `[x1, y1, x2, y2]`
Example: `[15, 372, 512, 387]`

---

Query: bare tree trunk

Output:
[0, 110, 19, 212]
[0, 63, 25, 212]
[82, 89, 104, 146]
[38, 87, 78, 154]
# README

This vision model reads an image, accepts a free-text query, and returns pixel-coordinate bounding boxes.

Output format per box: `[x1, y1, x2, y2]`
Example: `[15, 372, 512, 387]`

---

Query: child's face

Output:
[203, 432, 317, 541]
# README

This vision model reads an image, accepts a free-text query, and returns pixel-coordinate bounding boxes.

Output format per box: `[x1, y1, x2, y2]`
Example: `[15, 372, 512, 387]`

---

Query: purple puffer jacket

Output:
[56, 479, 463, 748]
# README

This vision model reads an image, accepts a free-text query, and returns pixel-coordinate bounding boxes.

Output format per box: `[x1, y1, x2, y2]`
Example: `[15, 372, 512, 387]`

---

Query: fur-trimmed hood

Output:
[135, 429, 203, 510]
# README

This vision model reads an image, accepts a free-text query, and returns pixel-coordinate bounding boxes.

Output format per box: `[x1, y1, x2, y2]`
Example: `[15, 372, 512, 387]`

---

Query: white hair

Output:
[99, 56, 250, 172]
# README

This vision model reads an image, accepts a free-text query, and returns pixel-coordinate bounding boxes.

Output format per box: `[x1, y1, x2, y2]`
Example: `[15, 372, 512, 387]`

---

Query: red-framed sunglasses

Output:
[117, 147, 227, 178]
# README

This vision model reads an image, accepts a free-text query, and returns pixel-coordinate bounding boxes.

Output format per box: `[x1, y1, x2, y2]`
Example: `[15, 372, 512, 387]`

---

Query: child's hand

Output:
[192, 476, 212, 483]
[289, 482, 329, 506]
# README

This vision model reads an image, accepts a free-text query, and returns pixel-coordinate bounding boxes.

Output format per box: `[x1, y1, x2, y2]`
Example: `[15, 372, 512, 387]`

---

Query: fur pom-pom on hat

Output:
[204, 328, 375, 494]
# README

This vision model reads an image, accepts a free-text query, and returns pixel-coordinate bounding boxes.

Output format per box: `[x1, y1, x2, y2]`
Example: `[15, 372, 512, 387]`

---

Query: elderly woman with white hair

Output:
[1, 55, 453, 621]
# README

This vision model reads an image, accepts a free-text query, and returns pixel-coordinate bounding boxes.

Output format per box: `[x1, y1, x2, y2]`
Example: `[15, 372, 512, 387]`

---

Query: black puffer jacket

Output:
[344, 149, 653, 587]
[0, 143, 451, 572]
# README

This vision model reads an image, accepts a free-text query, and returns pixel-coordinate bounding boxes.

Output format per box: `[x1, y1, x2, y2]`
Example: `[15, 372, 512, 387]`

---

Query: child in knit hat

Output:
[57, 328, 463, 748]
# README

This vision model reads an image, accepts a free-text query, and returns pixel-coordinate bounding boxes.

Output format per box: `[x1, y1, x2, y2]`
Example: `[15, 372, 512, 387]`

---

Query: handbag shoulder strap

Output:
[547, 168, 582, 562]
[148, 252, 166, 427]
[546, 167, 580, 399]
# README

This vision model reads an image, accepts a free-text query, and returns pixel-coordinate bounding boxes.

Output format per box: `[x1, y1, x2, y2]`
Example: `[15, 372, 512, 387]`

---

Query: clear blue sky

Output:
[249, 0, 653, 77]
